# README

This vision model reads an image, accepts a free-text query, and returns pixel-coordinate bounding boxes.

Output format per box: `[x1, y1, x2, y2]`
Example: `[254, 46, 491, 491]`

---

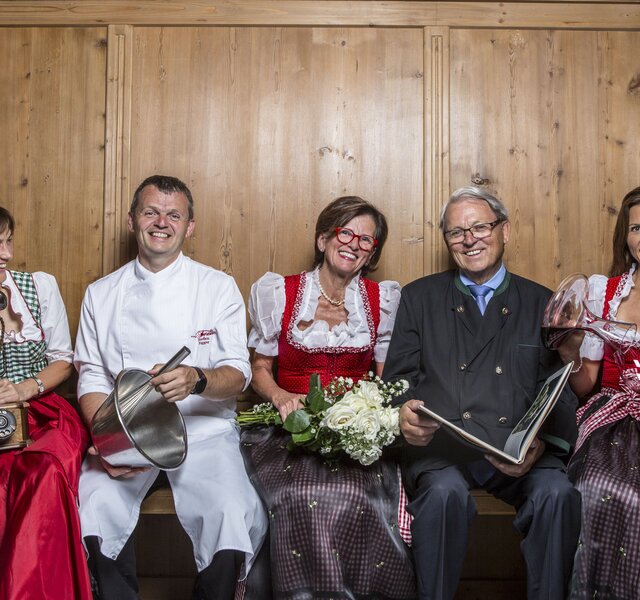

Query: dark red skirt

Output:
[0, 392, 91, 600]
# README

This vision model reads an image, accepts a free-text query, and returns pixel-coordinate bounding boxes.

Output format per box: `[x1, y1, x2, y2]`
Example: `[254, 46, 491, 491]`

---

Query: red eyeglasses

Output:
[334, 227, 378, 251]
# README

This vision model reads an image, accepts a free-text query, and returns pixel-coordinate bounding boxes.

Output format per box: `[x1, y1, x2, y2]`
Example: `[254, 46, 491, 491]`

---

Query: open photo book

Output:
[417, 361, 574, 465]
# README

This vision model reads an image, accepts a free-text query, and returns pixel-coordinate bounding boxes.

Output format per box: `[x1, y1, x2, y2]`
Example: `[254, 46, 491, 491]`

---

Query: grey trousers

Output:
[407, 464, 581, 600]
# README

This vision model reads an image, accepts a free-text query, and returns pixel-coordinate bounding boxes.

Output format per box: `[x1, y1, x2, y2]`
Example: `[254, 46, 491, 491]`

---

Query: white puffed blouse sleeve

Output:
[579, 273, 608, 361]
[374, 280, 401, 363]
[33, 272, 74, 363]
[247, 272, 286, 356]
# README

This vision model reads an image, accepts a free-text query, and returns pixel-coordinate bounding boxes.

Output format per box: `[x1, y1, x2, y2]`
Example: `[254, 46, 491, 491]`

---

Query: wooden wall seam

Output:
[425, 26, 450, 274]
[104, 24, 133, 276]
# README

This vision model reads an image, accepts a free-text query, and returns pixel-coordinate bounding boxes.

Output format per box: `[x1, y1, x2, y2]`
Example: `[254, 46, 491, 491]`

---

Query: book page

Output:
[416, 362, 573, 465]
[417, 405, 524, 464]
[502, 362, 572, 461]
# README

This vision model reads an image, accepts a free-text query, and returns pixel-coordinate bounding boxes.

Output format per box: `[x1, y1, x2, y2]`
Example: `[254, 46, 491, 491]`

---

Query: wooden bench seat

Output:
[140, 485, 515, 516]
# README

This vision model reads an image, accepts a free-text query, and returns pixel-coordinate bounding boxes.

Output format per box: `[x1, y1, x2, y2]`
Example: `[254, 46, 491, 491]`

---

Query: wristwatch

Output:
[190, 367, 207, 395]
[31, 376, 45, 396]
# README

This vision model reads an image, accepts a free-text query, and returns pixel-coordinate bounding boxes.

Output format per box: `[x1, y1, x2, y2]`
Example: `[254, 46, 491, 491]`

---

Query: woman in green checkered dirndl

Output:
[0, 206, 91, 600]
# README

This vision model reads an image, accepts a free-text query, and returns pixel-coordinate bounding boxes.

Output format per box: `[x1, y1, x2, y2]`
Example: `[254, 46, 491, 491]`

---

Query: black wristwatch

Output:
[191, 367, 208, 395]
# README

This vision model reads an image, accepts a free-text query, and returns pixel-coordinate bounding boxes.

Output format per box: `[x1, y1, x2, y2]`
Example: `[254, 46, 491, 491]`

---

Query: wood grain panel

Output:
[0, 2, 636, 29]
[425, 26, 451, 274]
[104, 24, 133, 274]
[0, 27, 107, 335]
[126, 27, 424, 297]
[597, 30, 640, 276]
[450, 29, 640, 289]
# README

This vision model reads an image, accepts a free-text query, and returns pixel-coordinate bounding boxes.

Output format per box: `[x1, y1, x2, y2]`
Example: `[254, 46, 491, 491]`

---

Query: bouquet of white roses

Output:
[237, 373, 408, 466]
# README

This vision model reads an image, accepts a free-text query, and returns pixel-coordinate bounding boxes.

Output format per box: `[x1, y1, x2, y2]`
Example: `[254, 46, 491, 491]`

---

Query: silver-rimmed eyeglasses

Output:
[444, 219, 504, 243]
[334, 227, 378, 251]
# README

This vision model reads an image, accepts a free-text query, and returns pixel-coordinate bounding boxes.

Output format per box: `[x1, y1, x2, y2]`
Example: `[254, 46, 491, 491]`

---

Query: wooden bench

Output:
[140, 486, 516, 516]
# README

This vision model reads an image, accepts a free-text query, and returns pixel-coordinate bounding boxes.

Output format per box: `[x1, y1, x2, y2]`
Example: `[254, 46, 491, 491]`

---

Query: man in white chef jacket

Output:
[75, 174, 267, 600]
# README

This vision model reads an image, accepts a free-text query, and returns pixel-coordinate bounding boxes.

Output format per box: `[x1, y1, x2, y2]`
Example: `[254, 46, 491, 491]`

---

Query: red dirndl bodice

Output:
[600, 274, 640, 389]
[276, 272, 380, 394]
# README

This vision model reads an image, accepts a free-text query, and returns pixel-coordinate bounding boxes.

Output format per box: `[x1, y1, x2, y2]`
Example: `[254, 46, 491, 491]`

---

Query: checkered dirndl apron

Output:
[568, 274, 640, 600]
[242, 427, 416, 600]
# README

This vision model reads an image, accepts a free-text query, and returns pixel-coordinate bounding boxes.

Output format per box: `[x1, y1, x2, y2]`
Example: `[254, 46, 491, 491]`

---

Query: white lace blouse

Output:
[248, 269, 401, 364]
[579, 264, 636, 362]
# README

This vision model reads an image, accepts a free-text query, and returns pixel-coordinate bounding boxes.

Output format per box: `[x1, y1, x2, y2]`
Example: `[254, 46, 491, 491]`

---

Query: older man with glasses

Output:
[383, 186, 581, 600]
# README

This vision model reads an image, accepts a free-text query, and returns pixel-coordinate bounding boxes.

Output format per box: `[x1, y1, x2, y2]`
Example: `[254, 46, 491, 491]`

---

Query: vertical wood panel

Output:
[127, 26, 424, 297]
[425, 26, 451, 274]
[450, 29, 640, 289]
[0, 27, 107, 335]
[104, 24, 133, 274]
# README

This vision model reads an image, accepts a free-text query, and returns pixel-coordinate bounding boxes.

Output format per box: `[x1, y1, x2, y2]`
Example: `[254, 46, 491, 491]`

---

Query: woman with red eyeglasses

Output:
[241, 196, 415, 599]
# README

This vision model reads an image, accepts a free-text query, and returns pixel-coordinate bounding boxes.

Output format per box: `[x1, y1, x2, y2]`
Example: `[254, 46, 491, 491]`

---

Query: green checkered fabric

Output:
[2, 271, 48, 384]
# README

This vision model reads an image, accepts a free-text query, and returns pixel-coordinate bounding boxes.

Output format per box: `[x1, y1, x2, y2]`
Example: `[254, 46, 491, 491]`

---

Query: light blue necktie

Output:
[468, 284, 492, 315]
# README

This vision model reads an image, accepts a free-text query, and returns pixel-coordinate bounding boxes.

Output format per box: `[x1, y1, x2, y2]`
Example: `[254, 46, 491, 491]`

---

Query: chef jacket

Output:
[75, 253, 267, 573]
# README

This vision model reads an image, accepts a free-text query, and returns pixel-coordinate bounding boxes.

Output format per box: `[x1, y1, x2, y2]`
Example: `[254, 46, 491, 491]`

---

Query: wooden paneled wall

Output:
[450, 28, 640, 283]
[0, 1, 638, 337]
[0, 27, 106, 333]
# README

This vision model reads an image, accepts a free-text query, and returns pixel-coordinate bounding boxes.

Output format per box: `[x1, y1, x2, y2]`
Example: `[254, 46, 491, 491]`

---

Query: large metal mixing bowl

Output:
[91, 348, 190, 470]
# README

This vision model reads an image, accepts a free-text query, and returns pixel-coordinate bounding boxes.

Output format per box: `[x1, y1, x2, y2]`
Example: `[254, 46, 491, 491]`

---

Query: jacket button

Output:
[462, 411, 471, 420]
[502, 307, 509, 315]
[456, 305, 465, 313]
[460, 363, 467, 371]
[495, 366, 503, 374]
[498, 416, 508, 424]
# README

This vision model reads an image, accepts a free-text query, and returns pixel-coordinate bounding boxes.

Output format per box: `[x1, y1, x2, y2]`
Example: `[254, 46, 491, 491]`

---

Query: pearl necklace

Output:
[318, 278, 345, 307]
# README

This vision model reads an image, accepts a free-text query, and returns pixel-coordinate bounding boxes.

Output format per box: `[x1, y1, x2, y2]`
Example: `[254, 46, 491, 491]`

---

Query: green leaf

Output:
[283, 409, 311, 433]
[309, 373, 322, 393]
[308, 388, 330, 413]
[292, 428, 317, 444]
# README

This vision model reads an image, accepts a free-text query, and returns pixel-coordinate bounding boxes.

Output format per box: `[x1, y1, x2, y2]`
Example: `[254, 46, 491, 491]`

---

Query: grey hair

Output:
[438, 186, 509, 231]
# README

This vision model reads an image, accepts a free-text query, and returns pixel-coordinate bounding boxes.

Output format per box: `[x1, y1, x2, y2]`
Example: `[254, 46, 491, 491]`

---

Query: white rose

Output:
[355, 381, 385, 406]
[352, 408, 381, 440]
[322, 403, 357, 431]
[378, 406, 400, 434]
[340, 390, 370, 412]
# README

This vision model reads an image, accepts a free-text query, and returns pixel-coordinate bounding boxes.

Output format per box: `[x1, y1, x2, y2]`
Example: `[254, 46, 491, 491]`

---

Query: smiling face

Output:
[0, 226, 13, 282]
[128, 185, 195, 272]
[443, 197, 510, 284]
[317, 214, 377, 280]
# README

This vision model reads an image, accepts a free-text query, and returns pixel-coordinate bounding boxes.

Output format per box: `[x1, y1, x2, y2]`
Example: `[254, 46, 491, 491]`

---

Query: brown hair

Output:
[610, 186, 640, 277]
[0, 207, 15, 235]
[130, 175, 194, 220]
[312, 196, 388, 276]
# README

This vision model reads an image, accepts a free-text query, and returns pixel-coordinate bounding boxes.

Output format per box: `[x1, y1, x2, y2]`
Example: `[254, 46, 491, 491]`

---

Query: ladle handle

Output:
[123, 346, 192, 405]
[156, 346, 191, 376]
